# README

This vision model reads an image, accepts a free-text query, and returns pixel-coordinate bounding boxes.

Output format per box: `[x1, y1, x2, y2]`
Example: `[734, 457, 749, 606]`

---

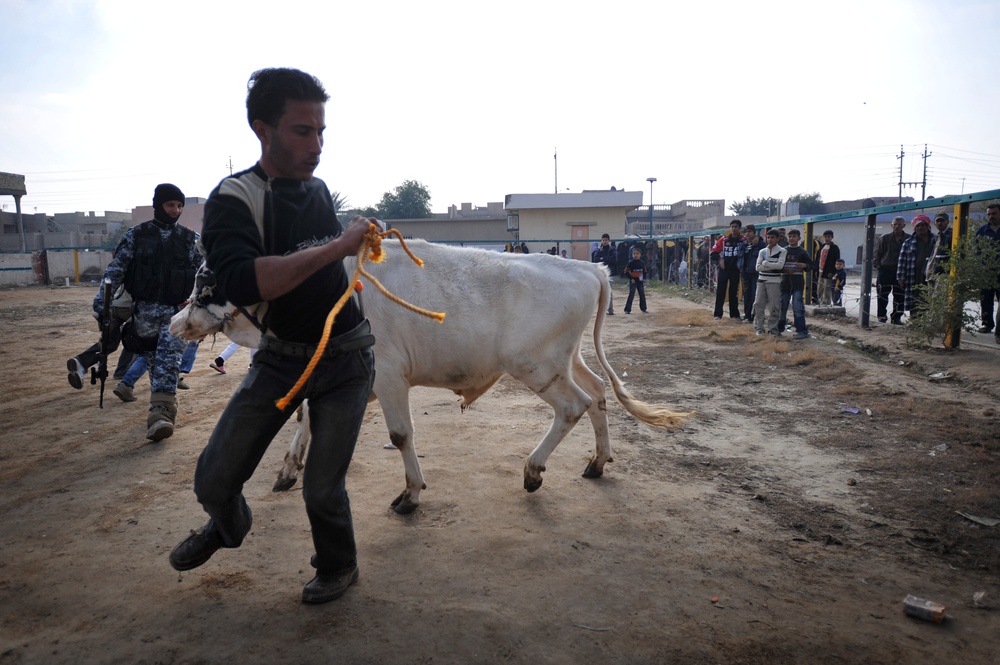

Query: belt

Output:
[259, 320, 375, 359]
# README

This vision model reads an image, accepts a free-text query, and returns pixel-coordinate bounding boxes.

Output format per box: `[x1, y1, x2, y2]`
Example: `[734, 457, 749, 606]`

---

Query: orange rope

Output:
[275, 224, 445, 411]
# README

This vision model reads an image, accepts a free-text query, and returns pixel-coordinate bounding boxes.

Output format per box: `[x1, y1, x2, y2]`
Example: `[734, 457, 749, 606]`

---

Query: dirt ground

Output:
[1, 282, 999, 665]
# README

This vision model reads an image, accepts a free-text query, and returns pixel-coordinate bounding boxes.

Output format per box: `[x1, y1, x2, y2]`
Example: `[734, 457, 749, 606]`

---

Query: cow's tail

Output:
[593, 273, 693, 430]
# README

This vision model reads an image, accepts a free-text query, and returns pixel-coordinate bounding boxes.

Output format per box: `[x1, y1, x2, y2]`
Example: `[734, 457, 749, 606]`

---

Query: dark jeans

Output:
[876, 267, 904, 321]
[193, 342, 375, 575]
[741, 271, 759, 320]
[980, 288, 1000, 330]
[713, 265, 741, 318]
[625, 280, 646, 313]
[780, 287, 808, 333]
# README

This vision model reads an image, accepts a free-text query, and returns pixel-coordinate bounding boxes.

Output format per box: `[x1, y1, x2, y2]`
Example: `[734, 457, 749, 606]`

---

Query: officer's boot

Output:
[146, 392, 178, 441]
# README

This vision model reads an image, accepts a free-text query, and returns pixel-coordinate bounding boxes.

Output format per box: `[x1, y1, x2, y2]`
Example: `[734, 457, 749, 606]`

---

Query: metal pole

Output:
[647, 177, 657, 238]
[860, 212, 877, 328]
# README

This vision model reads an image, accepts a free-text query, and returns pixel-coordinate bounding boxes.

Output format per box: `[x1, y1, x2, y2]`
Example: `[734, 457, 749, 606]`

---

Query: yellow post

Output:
[943, 201, 970, 349]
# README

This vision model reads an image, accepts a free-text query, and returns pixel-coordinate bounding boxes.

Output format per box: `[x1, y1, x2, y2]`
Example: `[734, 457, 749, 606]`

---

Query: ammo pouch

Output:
[121, 320, 159, 353]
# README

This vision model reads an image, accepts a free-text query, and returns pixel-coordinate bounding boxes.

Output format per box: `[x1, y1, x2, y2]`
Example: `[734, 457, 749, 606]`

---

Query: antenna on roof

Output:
[554, 147, 558, 194]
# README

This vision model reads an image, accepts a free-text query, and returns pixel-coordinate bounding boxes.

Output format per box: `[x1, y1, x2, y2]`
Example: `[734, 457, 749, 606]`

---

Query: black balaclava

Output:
[152, 183, 185, 226]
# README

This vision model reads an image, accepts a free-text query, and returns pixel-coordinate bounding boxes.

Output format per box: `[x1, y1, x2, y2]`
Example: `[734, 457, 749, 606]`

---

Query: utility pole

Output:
[897, 145, 906, 202]
[920, 144, 932, 200]
[896, 144, 922, 202]
[227, 156, 234, 175]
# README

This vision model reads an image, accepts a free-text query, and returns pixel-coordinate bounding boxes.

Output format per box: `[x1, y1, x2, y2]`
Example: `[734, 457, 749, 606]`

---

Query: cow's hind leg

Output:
[520, 373, 592, 492]
[572, 356, 613, 479]
[274, 403, 310, 491]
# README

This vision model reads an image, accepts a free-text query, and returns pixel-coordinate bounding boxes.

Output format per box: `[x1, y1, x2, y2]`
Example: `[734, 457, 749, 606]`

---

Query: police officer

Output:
[93, 183, 202, 440]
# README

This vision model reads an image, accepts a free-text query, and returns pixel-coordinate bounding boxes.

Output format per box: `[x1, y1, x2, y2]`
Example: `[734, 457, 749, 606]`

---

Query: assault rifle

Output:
[91, 278, 113, 408]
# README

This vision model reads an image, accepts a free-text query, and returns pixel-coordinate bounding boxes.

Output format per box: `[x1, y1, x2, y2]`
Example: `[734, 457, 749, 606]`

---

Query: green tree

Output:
[330, 191, 349, 215]
[729, 196, 782, 216]
[375, 180, 432, 219]
[788, 192, 824, 215]
[906, 231, 1000, 348]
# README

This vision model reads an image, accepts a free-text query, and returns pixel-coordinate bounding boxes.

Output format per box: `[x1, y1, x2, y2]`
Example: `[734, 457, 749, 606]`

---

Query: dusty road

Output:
[1, 283, 998, 664]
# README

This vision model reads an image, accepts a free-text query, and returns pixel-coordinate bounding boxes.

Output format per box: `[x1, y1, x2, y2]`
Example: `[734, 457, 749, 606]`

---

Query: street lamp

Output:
[646, 177, 657, 238]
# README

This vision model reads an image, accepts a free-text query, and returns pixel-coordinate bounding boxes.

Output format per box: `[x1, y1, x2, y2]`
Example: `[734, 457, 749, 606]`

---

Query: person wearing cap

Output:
[815, 230, 841, 306]
[91, 183, 202, 440]
[925, 212, 952, 286]
[872, 216, 909, 324]
[896, 214, 935, 318]
[975, 203, 1000, 336]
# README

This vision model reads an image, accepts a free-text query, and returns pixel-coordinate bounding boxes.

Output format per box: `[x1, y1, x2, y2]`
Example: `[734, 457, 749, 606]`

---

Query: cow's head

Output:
[169, 263, 234, 341]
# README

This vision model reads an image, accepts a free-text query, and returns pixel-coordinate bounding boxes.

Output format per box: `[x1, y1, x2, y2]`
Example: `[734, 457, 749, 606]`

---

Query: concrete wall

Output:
[131, 201, 207, 235]
[0, 253, 38, 287]
[46, 248, 116, 284]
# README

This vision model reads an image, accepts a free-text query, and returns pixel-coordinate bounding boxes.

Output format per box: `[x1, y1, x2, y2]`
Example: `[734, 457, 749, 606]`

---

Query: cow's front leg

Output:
[376, 383, 426, 514]
[274, 403, 310, 491]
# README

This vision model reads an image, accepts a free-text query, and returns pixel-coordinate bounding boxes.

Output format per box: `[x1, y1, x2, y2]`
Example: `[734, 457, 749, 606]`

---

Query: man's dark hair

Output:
[246, 68, 330, 128]
[787, 229, 801, 237]
[766, 228, 779, 237]
[601, 233, 610, 240]
[730, 219, 742, 228]
[743, 224, 755, 233]
[988, 203, 1000, 212]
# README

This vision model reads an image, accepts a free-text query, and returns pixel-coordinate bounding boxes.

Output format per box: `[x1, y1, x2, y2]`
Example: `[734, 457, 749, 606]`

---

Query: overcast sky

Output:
[2, 0, 998, 217]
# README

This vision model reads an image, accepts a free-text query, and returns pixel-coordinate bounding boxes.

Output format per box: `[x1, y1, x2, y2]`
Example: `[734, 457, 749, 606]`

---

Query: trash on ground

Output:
[902, 595, 947, 623]
[840, 407, 861, 414]
[837, 339, 847, 345]
[865, 408, 873, 416]
[956, 511, 1000, 527]
[928, 371, 953, 382]
[932, 443, 948, 451]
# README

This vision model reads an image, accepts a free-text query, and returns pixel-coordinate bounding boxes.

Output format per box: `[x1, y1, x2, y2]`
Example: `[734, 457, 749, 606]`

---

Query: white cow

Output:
[169, 240, 691, 513]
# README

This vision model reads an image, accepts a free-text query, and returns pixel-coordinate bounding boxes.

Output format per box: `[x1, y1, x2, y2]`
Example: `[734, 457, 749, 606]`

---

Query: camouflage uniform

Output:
[94, 183, 201, 440]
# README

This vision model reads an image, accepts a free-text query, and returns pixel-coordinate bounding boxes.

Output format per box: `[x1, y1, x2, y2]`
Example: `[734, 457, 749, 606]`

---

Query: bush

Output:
[907, 231, 1000, 347]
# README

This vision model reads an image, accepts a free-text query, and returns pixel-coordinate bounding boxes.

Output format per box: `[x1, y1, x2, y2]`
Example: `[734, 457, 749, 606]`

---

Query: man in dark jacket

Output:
[710, 219, 743, 320]
[872, 216, 909, 324]
[779, 229, 812, 338]
[592, 233, 617, 314]
[815, 230, 841, 306]
[737, 224, 765, 323]
[168, 68, 376, 605]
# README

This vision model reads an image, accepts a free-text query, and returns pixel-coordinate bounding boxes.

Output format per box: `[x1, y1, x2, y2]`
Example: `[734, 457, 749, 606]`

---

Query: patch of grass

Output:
[673, 310, 715, 327]
[786, 347, 833, 368]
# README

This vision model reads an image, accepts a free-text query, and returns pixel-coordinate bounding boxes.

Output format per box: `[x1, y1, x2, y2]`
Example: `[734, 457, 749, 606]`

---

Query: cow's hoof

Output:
[390, 492, 419, 515]
[582, 460, 604, 479]
[524, 477, 543, 493]
[273, 476, 298, 492]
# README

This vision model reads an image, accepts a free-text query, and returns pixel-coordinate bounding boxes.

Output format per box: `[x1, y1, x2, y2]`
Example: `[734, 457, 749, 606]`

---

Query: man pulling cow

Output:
[168, 68, 376, 604]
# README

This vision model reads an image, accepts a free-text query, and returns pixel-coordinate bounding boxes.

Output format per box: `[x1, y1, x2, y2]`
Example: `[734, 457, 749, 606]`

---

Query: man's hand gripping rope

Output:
[275, 224, 446, 411]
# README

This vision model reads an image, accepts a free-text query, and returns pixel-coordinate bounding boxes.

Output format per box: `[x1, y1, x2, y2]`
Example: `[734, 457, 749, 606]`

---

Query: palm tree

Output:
[330, 191, 349, 215]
